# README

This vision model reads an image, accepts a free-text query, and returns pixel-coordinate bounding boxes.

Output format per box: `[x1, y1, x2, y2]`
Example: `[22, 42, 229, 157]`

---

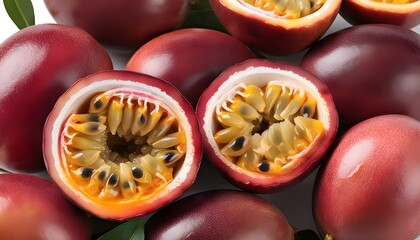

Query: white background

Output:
[0, 0, 419, 236]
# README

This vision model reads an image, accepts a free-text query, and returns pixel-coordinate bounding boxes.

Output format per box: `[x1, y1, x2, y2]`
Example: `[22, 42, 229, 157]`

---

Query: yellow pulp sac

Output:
[61, 91, 186, 202]
[371, 0, 417, 3]
[242, 0, 326, 19]
[214, 83, 324, 174]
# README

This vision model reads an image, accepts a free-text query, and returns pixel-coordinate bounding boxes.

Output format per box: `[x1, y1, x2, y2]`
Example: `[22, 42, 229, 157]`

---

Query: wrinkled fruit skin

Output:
[340, 0, 420, 29]
[44, 0, 189, 50]
[125, 28, 255, 106]
[210, 0, 341, 55]
[145, 190, 295, 240]
[313, 115, 420, 240]
[0, 174, 92, 240]
[0, 24, 112, 173]
[43, 70, 202, 220]
[300, 24, 420, 130]
[196, 58, 338, 193]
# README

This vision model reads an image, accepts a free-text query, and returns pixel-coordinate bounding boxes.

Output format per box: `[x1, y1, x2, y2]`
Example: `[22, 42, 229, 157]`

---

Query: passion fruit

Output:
[145, 190, 295, 240]
[125, 28, 255, 106]
[43, 70, 202, 220]
[43, 0, 189, 50]
[0, 174, 92, 240]
[300, 24, 420, 130]
[210, 0, 342, 55]
[196, 58, 338, 193]
[0, 24, 113, 173]
[340, 0, 420, 29]
[313, 114, 420, 240]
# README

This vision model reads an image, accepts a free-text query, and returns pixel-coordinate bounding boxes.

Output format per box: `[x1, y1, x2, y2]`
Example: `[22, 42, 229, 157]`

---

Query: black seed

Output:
[122, 181, 130, 189]
[89, 114, 101, 122]
[98, 171, 106, 181]
[139, 114, 146, 124]
[88, 123, 100, 132]
[302, 106, 312, 118]
[132, 167, 143, 179]
[81, 168, 93, 178]
[93, 100, 102, 110]
[231, 136, 246, 151]
[258, 161, 270, 172]
[108, 173, 119, 186]
[310, 0, 314, 8]
[163, 152, 176, 164]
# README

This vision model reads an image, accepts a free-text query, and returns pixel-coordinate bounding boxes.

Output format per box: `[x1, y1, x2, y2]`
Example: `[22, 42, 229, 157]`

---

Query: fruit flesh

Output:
[241, 0, 325, 18]
[61, 89, 186, 203]
[214, 82, 324, 174]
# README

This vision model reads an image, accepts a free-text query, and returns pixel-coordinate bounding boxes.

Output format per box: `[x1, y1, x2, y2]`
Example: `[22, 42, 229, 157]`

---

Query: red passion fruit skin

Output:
[43, 70, 202, 221]
[0, 174, 92, 240]
[145, 190, 295, 240]
[340, 0, 420, 29]
[0, 24, 113, 173]
[196, 58, 338, 193]
[125, 28, 256, 107]
[43, 0, 189, 50]
[209, 0, 342, 55]
[313, 114, 420, 240]
[300, 24, 420, 131]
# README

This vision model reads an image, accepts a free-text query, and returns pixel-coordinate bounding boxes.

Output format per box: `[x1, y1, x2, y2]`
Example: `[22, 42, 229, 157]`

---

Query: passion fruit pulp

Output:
[43, 70, 202, 220]
[196, 58, 338, 193]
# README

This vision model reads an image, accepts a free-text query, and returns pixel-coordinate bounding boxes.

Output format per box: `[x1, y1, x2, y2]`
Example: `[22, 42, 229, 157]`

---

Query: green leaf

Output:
[295, 229, 322, 240]
[182, 0, 227, 32]
[98, 219, 145, 240]
[3, 0, 35, 29]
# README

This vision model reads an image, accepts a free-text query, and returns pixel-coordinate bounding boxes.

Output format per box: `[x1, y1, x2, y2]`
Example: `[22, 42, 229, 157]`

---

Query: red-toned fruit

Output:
[210, 0, 341, 55]
[313, 115, 420, 240]
[196, 58, 338, 193]
[340, 0, 420, 29]
[126, 28, 255, 106]
[145, 190, 294, 240]
[44, 0, 189, 50]
[43, 70, 202, 220]
[300, 24, 420, 130]
[0, 174, 92, 240]
[0, 24, 113, 173]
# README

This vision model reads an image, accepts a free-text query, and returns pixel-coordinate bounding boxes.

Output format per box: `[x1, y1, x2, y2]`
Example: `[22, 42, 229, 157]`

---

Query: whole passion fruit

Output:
[313, 115, 420, 240]
[340, 0, 420, 29]
[43, 70, 202, 220]
[44, 0, 189, 50]
[0, 24, 113, 173]
[210, 0, 342, 55]
[0, 174, 92, 240]
[125, 28, 255, 107]
[300, 24, 420, 130]
[196, 58, 338, 193]
[145, 190, 294, 240]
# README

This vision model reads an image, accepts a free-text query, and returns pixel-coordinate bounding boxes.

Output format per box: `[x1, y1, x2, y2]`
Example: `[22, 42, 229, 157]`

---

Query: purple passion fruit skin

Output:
[0, 174, 92, 240]
[300, 24, 420, 131]
[0, 24, 113, 173]
[145, 190, 295, 240]
[43, 0, 189, 50]
[196, 58, 338, 193]
[209, 0, 342, 55]
[125, 28, 256, 107]
[313, 114, 420, 240]
[43, 70, 202, 221]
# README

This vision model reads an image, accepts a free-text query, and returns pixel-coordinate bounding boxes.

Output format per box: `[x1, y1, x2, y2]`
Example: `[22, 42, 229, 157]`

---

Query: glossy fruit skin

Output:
[340, 0, 420, 29]
[43, 70, 202, 221]
[125, 28, 255, 106]
[44, 0, 189, 50]
[210, 0, 341, 55]
[196, 58, 338, 193]
[145, 190, 294, 240]
[313, 114, 420, 240]
[0, 24, 113, 173]
[300, 24, 420, 130]
[0, 174, 92, 240]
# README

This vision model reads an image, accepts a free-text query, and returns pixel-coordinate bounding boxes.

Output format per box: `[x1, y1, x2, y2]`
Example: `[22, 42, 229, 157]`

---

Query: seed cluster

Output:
[242, 0, 326, 19]
[62, 90, 186, 201]
[214, 83, 324, 174]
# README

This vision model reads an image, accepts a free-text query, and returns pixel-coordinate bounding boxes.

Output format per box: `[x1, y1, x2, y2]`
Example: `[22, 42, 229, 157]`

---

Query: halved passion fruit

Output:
[210, 0, 342, 55]
[43, 70, 202, 220]
[340, 0, 420, 28]
[196, 59, 338, 193]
